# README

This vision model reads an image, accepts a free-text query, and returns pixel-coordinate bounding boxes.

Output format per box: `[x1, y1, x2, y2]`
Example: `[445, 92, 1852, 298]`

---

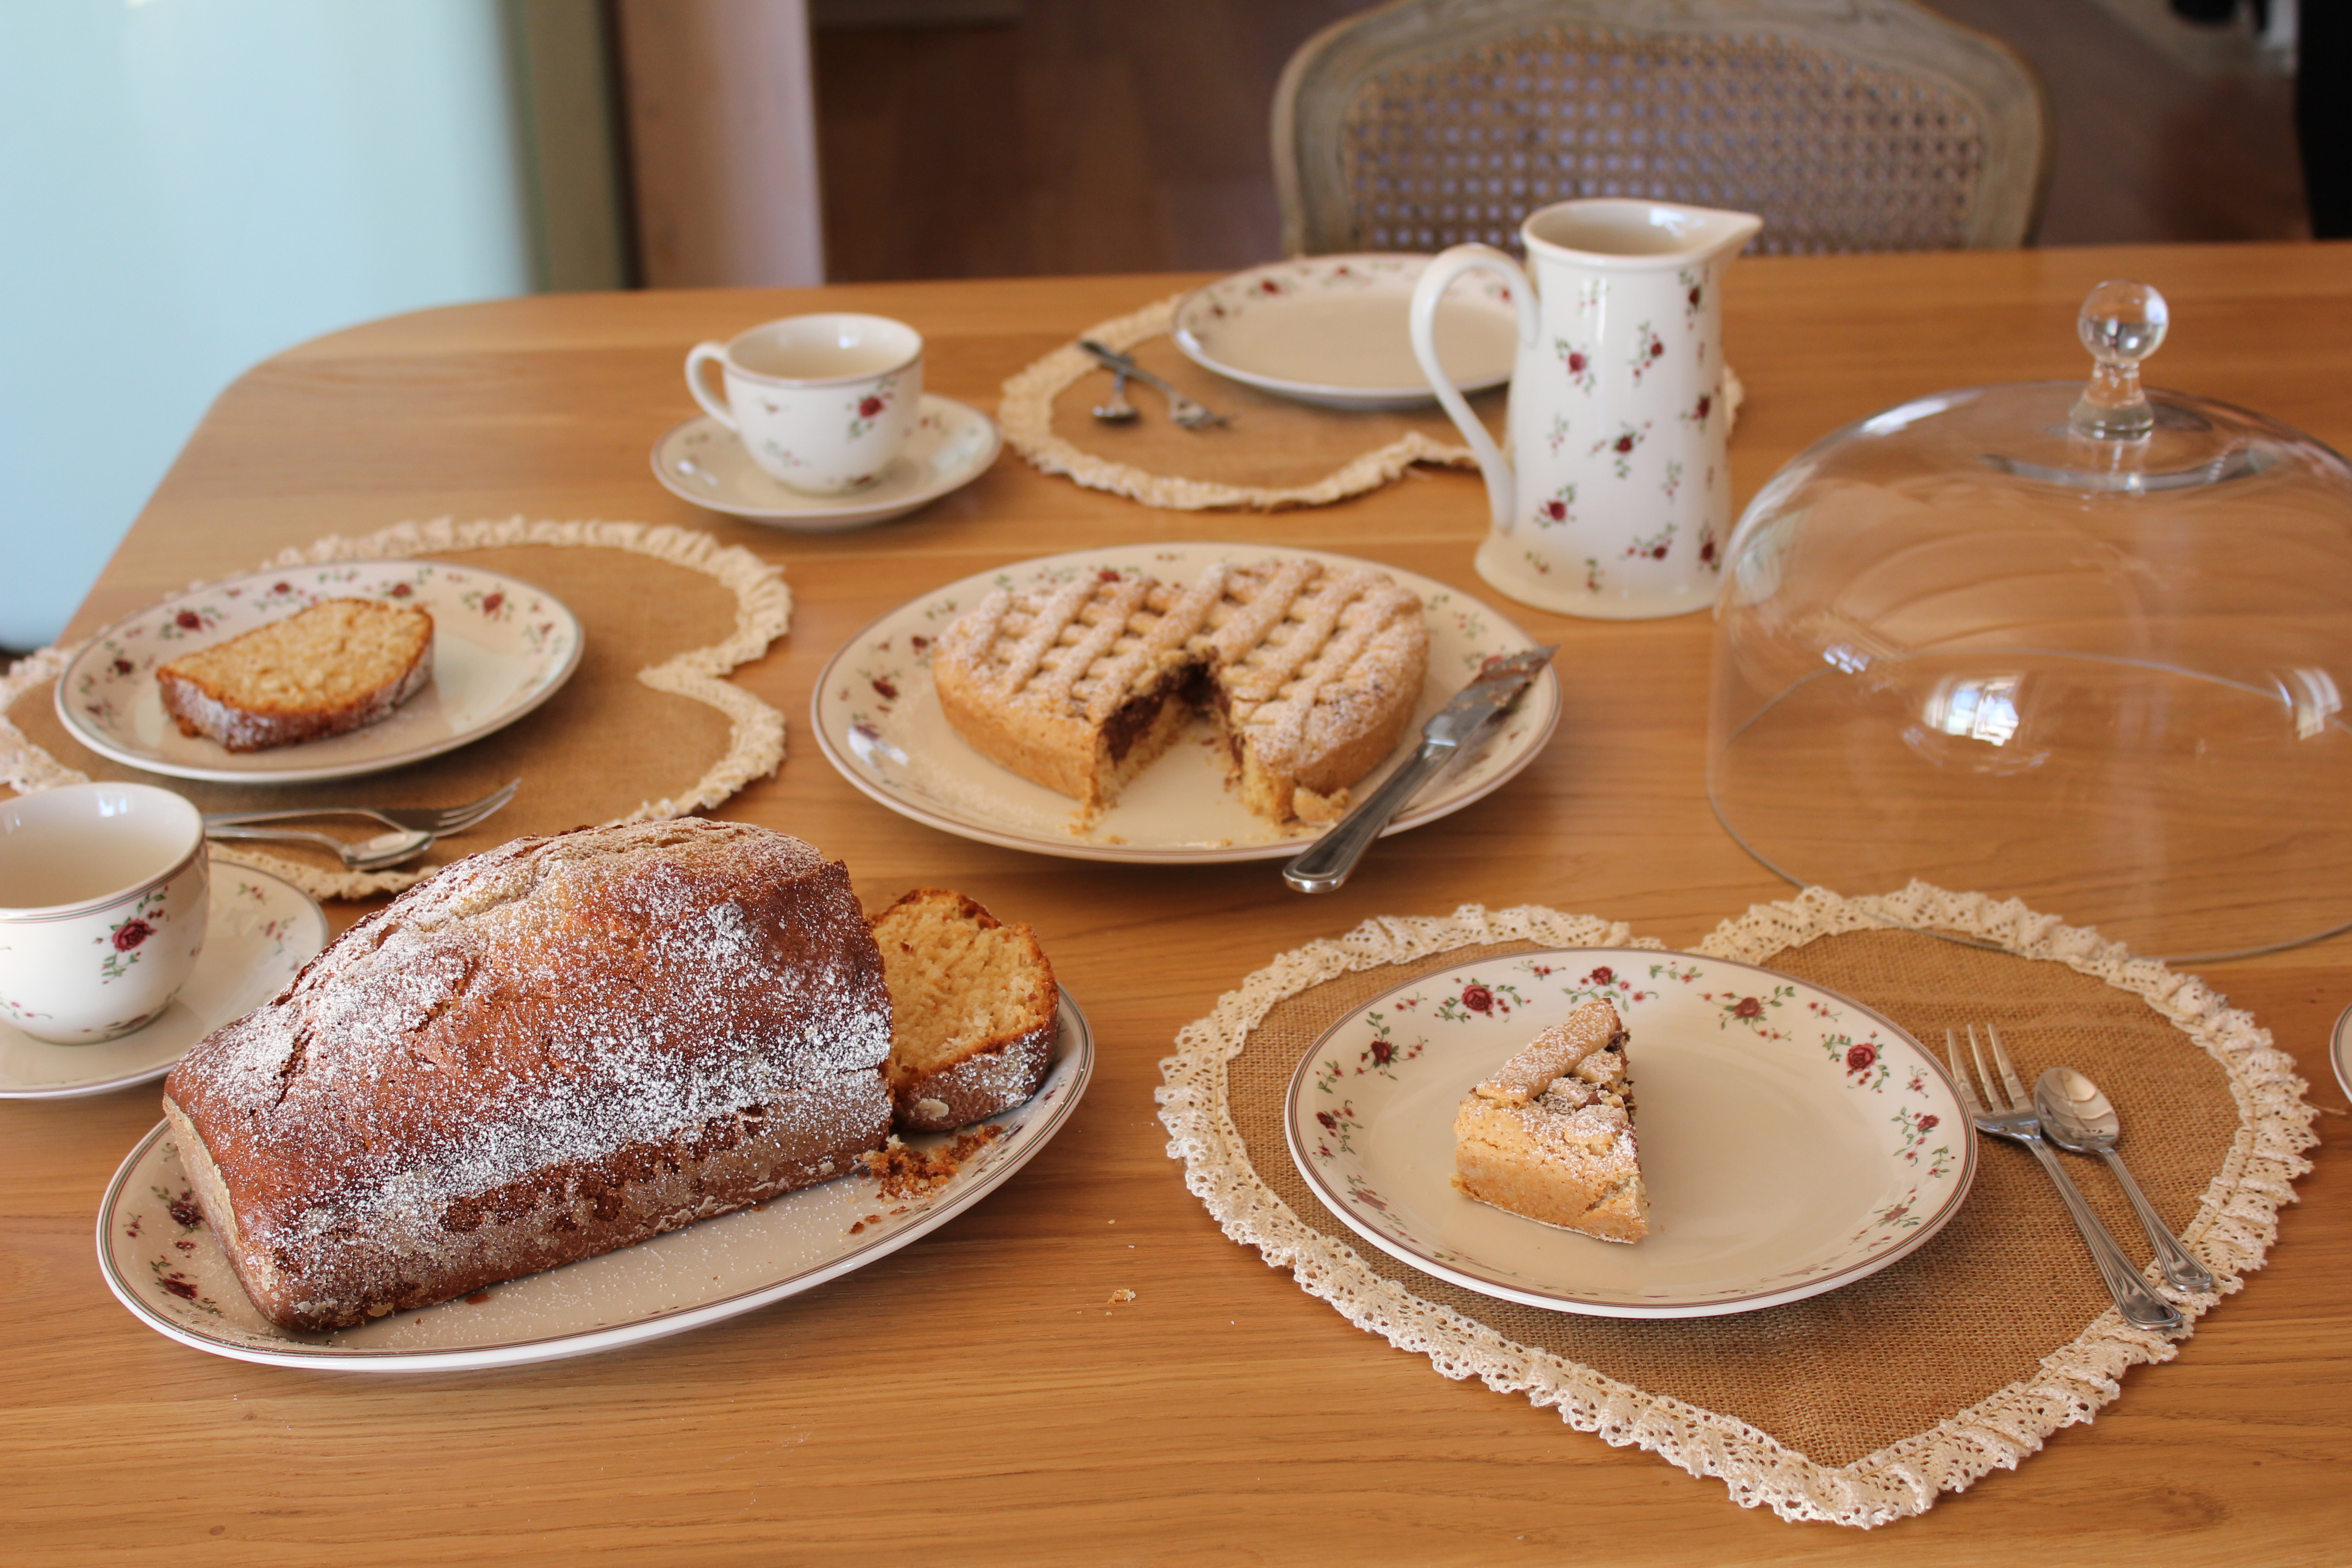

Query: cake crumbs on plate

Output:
[861, 1126, 1004, 1201]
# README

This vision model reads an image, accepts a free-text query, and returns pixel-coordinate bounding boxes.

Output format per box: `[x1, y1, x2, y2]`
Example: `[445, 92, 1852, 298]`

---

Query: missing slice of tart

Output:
[1451, 998, 1648, 1242]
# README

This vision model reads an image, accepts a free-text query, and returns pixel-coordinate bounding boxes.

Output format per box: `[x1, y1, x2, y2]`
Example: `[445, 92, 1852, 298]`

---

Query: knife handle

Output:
[1282, 741, 1454, 894]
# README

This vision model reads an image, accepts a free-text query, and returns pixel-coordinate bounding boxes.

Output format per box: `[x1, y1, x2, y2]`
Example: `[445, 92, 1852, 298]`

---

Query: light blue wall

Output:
[0, 0, 534, 649]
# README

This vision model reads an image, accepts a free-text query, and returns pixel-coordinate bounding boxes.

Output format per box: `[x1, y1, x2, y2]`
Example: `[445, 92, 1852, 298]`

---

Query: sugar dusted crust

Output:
[156, 597, 434, 752]
[1451, 999, 1648, 1242]
[162, 819, 894, 1331]
[872, 887, 1056, 1132]
[928, 559, 1427, 823]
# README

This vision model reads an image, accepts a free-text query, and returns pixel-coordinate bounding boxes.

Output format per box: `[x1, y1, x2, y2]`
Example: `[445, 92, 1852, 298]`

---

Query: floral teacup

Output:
[0, 783, 208, 1043]
[685, 313, 924, 495]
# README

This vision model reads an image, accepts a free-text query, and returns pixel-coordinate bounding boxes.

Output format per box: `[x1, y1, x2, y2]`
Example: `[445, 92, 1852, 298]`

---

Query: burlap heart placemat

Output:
[0, 517, 790, 900]
[1158, 883, 2318, 1528]
[999, 292, 1742, 511]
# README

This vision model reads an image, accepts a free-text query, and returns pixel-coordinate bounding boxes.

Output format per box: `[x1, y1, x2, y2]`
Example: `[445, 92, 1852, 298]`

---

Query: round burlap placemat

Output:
[0, 516, 790, 900]
[999, 292, 1741, 511]
[1157, 883, 2318, 1528]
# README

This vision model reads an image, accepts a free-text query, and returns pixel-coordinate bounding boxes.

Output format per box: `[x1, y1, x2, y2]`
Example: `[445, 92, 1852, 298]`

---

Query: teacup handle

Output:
[685, 342, 738, 431]
[1410, 245, 1539, 533]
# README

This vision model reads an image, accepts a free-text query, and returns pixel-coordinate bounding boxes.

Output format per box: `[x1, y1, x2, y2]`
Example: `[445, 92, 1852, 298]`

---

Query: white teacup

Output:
[0, 783, 209, 1044]
[685, 314, 924, 495]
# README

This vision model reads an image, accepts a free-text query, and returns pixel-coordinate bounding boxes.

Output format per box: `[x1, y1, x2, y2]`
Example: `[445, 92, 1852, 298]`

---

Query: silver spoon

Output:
[2034, 1065, 2215, 1294]
[1091, 367, 1138, 423]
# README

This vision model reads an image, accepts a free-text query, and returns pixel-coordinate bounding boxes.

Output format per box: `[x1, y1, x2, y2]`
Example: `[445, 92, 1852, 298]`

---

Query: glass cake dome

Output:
[1708, 281, 2352, 959]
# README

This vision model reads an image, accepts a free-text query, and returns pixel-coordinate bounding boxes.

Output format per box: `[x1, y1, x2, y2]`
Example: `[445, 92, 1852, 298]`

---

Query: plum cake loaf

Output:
[162, 819, 897, 1332]
[872, 887, 1057, 1132]
[156, 597, 434, 752]
[928, 558, 1428, 824]
[1451, 999, 1649, 1242]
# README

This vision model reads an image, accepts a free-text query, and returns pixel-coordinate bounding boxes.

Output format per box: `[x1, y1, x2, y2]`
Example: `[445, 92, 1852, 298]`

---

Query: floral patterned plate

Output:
[56, 561, 584, 784]
[1171, 254, 1519, 410]
[810, 543, 1560, 863]
[652, 394, 1000, 529]
[1285, 948, 1977, 1317]
[0, 860, 325, 1099]
[97, 989, 1093, 1370]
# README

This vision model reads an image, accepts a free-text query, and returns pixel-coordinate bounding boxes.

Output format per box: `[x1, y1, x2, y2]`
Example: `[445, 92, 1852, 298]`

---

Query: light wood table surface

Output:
[9, 244, 2350, 1565]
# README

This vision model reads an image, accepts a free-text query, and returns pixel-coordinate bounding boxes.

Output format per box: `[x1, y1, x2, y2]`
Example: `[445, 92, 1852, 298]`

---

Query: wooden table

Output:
[10, 245, 2350, 1565]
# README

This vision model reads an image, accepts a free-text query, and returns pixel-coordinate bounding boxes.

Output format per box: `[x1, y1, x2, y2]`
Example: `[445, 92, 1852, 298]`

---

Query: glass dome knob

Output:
[2069, 279, 2169, 441]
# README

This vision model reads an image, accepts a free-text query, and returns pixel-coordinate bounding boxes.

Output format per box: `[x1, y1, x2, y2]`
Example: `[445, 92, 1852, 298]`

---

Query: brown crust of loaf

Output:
[156, 600, 434, 753]
[165, 1073, 886, 1330]
[873, 887, 1057, 1132]
[162, 819, 894, 1332]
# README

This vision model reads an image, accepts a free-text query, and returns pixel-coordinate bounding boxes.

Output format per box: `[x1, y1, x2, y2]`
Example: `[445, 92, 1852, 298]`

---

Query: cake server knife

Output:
[1282, 646, 1556, 894]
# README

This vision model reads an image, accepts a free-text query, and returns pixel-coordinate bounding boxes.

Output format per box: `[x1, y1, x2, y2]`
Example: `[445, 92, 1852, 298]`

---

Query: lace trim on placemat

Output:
[1155, 886, 2319, 1528]
[0, 515, 792, 900]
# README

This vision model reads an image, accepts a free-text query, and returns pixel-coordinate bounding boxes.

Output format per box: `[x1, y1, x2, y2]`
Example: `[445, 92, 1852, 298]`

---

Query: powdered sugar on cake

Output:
[169, 820, 891, 1266]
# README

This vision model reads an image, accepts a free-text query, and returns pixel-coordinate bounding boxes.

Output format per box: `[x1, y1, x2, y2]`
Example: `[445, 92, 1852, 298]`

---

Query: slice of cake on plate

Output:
[1451, 998, 1648, 1242]
[872, 887, 1058, 1132]
[156, 597, 434, 751]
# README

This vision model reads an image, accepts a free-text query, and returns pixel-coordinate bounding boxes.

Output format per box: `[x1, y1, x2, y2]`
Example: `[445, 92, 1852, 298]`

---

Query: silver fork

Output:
[202, 779, 519, 838]
[1077, 339, 1230, 429]
[1946, 1024, 2184, 1331]
[202, 779, 519, 872]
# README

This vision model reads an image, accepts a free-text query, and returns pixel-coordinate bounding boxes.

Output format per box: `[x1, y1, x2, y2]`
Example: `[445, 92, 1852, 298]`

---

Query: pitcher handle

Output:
[685, 342, 739, 432]
[1410, 245, 1539, 533]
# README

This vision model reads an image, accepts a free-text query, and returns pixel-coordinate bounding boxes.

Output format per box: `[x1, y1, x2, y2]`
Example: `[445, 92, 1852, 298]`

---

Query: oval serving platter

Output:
[98, 989, 1093, 1370]
[1285, 948, 1976, 1318]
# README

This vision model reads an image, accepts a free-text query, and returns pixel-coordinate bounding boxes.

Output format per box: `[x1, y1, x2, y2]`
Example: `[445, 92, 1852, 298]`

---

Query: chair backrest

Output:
[1273, 0, 2050, 256]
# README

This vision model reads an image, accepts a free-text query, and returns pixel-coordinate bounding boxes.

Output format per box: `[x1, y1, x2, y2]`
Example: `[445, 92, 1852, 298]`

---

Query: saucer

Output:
[1171, 254, 1519, 410]
[0, 860, 327, 1098]
[652, 394, 1001, 529]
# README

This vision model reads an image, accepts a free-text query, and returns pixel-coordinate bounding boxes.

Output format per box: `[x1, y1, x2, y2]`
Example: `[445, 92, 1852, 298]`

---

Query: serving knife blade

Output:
[1282, 645, 1557, 894]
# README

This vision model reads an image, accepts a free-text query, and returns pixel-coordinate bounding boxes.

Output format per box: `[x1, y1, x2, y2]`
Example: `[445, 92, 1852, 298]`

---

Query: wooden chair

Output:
[1272, 0, 2051, 255]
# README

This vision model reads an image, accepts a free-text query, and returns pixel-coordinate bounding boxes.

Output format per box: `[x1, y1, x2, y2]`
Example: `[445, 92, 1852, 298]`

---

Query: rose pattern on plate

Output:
[1705, 983, 1796, 1038]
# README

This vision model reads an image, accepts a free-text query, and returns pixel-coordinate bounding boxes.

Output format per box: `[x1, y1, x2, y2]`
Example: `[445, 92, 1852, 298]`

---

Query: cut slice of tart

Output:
[1451, 998, 1648, 1242]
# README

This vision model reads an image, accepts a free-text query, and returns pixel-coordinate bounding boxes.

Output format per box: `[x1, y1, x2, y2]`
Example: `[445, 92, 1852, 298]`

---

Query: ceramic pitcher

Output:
[1410, 199, 1762, 619]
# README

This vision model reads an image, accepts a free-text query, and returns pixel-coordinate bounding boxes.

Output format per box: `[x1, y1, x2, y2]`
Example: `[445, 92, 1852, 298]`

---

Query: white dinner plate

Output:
[1286, 949, 1976, 1317]
[810, 543, 1560, 864]
[57, 561, 584, 785]
[651, 394, 1001, 529]
[98, 988, 1093, 1370]
[1171, 254, 1519, 410]
[0, 860, 325, 1099]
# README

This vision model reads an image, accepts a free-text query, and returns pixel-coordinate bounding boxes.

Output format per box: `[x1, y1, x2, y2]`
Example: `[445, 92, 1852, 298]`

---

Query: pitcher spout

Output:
[1524, 200, 1762, 269]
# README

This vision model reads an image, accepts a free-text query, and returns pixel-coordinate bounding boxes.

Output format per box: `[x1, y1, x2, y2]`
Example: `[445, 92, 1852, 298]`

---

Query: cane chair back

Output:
[1274, 0, 2050, 255]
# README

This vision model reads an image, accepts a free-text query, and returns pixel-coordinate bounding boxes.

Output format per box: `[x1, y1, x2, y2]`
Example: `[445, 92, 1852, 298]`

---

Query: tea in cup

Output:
[0, 783, 209, 1044]
[685, 314, 924, 495]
